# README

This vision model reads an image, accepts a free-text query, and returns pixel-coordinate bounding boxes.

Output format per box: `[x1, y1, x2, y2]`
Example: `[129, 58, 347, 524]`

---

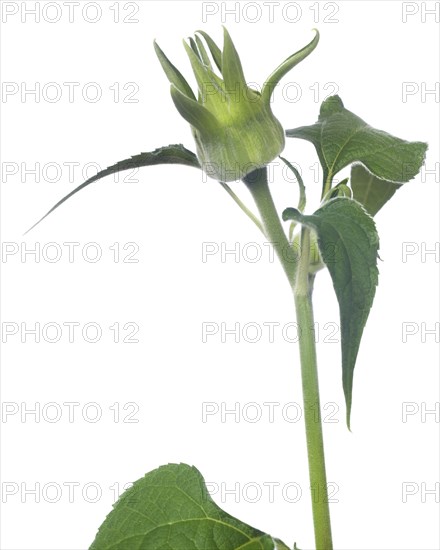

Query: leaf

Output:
[154, 42, 196, 100]
[170, 85, 219, 133]
[89, 463, 289, 550]
[221, 27, 247, 92]
[261, 30, 320, 105]
[350, 164, 402, 216]
[283, 198, 379, 428]
[194, 35, 212, 69]
[286, 95, 427, 190]
[25, 145, 200, 234]
[195, 31, 223, 72]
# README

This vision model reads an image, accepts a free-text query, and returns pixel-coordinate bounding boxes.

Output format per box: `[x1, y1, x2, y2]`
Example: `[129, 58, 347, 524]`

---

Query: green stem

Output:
[294, 228, 333, 550]
[243, 167, 333, 550]
[242, 168, 296, 285]
[279, 156, 306, 213]
[321, 170, 333, 200]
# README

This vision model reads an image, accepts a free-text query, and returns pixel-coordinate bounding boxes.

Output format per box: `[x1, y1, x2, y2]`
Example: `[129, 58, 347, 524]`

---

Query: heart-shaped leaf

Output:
[286, 95, 427, 191]
[90, 463, 290, 550]
[25, 144, 200, 234]
[283, 198, 379, 428]
[350, 164, 402, 216]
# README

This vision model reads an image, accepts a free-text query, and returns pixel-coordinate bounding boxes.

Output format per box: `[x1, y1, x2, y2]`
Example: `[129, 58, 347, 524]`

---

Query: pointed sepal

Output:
[170, 84, 219, 134]
[154, 40, 195, 100]
[221, 26, 247, 93]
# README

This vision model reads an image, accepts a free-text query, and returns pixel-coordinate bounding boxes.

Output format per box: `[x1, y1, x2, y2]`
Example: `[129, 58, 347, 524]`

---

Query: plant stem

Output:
[243, 167, 333, 550]
[242, 168, 296, 285]
[294, 228, 333, 550]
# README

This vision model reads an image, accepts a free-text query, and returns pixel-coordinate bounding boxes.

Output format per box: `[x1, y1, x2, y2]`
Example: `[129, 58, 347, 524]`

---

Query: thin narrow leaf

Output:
[183, 40, 225, 105]
[351, 164, 401, 216]
[195, 35, 212, 68]
[283, 198, 379, 428]
[170, 84, 219, 132]
[154, 41, 195, 100]
[25, 145, 200, 234]
[286, 95, 428, 193]
[183, 39, 211, 92]
[195, 30, 222, 72]
[188, 36, 201, 59]
[262, 30, 319, 105]
[221, 26, 247, 92]
[89, 463, 289, 550]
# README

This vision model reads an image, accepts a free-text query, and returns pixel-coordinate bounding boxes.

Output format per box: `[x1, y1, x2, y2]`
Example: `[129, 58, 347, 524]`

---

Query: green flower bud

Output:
[155, 28, 319, 182]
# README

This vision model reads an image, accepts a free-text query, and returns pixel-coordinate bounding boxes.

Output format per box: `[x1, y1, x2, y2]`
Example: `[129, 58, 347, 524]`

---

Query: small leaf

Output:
[154, 41, 196, 100]
[170, 84, 219, 133]
[283, 198, 379, 428]
[286, 95, 428, 190]
[195, 30, 222, 72]
[221, 26, 247, 92]
[183, 40, 214, 95]
[182, 41, 225, 108]
[25, 145, 200, 234]
[195, 35, 212, 68]
[188, 37, 201, 59]
[262, 30, 319, 105]
[350, 164, 401, 216]
[89, 463, 289, 550]
[323, 178, 352, 202]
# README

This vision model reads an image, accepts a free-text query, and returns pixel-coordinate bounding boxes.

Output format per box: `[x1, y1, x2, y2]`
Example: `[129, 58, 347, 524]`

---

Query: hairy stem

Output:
[294, 227, 333, 550]
[243, 167, 333, 550]
[242, 168, 296, 285]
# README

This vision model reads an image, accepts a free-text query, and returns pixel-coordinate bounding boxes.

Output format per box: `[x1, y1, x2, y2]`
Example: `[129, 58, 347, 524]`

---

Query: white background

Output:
[1, 1, 439, 549]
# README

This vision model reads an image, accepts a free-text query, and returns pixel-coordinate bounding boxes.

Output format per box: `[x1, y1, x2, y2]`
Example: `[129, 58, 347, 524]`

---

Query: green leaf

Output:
[350, 164, 402, 216]
[221, 27, 247, 92]
[195, 35, 212, 68]
[262, 30, 320, 105]
[170, 84, 219, 132]
[195, 31, 222, 72]
[188, 37, 201, 59]
[25, 145, 200, 234]
[89, 463, 289, 550]
[283, 198, 379, 428]
[286, 95, 428, 192]
[154, 41, 196, 100]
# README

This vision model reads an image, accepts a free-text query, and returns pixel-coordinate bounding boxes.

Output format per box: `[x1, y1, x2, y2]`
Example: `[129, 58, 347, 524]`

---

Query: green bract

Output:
[155, 27, 319, 182]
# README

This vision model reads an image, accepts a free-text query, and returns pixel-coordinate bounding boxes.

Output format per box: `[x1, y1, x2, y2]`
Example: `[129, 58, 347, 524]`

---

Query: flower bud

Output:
[155, 28, 319, 182]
